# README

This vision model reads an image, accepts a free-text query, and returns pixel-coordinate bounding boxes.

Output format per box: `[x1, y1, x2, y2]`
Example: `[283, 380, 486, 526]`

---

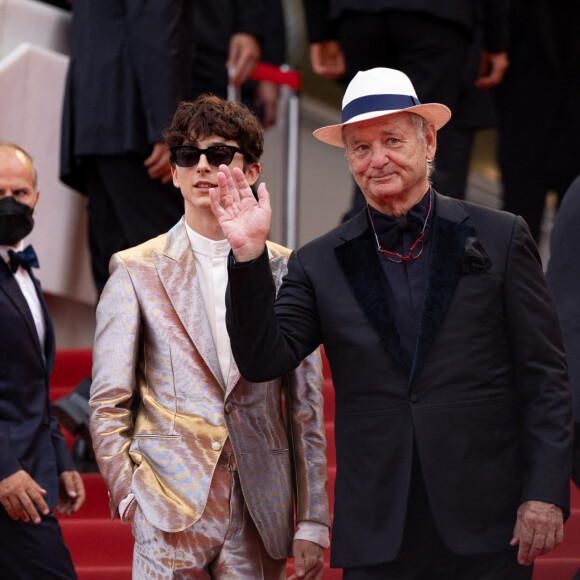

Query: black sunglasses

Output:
[169, 145, 245, 168]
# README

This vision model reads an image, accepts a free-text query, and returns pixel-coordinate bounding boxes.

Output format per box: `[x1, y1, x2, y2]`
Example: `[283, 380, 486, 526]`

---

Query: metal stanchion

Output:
[250, 63, 302, 249]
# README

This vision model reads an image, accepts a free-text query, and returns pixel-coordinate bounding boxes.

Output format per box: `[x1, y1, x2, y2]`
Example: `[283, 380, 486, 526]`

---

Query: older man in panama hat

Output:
[209, 67, 573, 579]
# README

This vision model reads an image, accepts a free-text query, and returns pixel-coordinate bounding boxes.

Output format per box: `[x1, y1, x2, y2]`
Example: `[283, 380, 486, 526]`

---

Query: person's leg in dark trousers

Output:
[430, 123, 475, 199]
[343, 446, 532, 580]
[342, 448, 445, 580]
[84, 153, 184, 294]
[0, 512, 77, 579]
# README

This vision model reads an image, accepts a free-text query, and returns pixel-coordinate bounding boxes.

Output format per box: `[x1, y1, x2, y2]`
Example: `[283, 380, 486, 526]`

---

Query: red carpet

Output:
[50, 349, 579, 579]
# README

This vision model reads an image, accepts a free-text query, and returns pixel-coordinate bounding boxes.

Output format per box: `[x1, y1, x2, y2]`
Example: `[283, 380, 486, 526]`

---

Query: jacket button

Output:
[224, 402, 233, 413]
[409, 394, 418, 403]
[212, 441, 222, 451]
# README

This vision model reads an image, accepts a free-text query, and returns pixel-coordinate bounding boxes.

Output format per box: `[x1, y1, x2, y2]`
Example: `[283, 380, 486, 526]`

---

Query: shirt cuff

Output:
[294, 521, 331, 549]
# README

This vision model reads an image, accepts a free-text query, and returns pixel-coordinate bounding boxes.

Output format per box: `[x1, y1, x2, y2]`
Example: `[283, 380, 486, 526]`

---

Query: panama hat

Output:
[313, 68, 451, 147]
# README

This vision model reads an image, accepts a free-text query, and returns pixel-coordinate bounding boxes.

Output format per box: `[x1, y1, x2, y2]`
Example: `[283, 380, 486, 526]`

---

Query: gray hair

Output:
[407, 113, 435, 182]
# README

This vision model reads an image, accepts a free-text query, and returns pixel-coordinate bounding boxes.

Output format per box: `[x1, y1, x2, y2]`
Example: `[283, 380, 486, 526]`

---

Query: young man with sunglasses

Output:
[89, 95, 331, 579]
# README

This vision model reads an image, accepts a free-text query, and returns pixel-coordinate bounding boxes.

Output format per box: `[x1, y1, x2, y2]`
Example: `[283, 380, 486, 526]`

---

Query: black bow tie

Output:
[370, 204, 427, 250]
[8, 245, 39, 273]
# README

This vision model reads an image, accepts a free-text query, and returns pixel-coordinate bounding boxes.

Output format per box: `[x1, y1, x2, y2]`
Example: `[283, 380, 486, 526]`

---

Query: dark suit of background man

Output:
[209, 68, 573, 579]
[495, 0, 580, 242]
[60, 0, 195, 295]
[191, 0, 286, 129]
[0, 143, 85, 578]
[547, 174, 580, 492]
[302, 0, 510, 216]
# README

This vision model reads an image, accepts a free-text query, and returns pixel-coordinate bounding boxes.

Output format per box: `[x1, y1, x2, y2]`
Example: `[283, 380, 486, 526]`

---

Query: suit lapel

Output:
[0, 259, 45, 365]
[335, 212, 411, 371]
[411, 195, 474, 379]
[153, 219, 226, 389]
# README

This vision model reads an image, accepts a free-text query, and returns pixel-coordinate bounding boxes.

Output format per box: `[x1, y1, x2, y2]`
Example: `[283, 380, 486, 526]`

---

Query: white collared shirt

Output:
[0, 242, 45, 352]
[185, 222, 232, 386]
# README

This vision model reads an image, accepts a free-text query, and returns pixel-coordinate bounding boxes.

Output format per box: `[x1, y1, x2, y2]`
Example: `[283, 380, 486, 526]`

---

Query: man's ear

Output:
[244, 162, 261, 187]
[170, 165, 180, 189]
[425, 123, 437, 160]
[32, 190, 40, 216]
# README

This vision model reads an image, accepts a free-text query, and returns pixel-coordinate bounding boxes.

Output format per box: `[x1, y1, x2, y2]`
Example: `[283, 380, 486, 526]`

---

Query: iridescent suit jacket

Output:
[89, 218, 331, 559]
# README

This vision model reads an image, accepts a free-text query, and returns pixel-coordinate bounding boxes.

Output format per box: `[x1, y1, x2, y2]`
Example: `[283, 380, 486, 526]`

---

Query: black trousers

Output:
[84, 154, 184, 296]
[0, 511, 77, 579]
[343, 450, 533, 580]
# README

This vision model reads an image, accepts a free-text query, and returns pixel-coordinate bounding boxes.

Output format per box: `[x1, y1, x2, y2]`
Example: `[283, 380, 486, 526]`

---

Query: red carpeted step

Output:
[60, 518, 133, 568]
[51, 349, 93, 386]
[532, 558, 579, 579]
[323, 378, 335, 423]
[75, 566, 132, 580]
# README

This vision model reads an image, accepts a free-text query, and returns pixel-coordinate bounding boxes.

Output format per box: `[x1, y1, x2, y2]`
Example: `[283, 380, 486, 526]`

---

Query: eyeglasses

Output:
[169, 145, 245, 168]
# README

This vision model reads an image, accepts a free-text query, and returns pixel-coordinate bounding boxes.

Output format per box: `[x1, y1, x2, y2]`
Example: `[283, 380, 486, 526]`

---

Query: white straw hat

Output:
[313, 68, 451, 147]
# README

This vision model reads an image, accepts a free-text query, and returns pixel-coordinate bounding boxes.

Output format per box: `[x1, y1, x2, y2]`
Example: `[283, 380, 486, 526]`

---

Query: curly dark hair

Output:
[164, 95, 264, 167]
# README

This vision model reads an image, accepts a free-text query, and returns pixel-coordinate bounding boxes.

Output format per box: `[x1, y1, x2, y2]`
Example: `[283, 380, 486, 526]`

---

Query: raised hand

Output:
[209, 165, 271, 262]
[144, 141, 173, 184]
[226, 33, 261, 88]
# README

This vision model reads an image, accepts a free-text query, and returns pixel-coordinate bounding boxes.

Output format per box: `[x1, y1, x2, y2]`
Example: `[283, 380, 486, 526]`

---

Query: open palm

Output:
[210, 165, 271, 262]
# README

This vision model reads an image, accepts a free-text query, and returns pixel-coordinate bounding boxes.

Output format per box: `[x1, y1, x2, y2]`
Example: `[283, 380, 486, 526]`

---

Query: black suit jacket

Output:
[548, 175, 580, 421]
[191, 0, 281, 100]
[547, 175, 580, 485]
[227, 193, 572, 568]
[60, 0, 194, 191]
[0, 260, 75, 512]
[303, 0, 509, 53]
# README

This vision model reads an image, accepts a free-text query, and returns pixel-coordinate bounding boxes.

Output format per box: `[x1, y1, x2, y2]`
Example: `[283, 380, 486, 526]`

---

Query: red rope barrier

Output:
[251, 63, 302, 91]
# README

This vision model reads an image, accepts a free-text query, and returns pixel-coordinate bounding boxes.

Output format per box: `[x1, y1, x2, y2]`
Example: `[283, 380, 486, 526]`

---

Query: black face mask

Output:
[0, 196, 35, 246]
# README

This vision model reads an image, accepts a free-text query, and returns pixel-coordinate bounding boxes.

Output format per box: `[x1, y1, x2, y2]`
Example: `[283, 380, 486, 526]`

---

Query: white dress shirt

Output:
[186, 223, 232, 386]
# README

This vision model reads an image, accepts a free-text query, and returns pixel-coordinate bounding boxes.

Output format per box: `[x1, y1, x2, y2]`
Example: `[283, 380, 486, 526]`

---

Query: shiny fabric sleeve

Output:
[89, 253, 142, 519]
[287, 348, 332, 529]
